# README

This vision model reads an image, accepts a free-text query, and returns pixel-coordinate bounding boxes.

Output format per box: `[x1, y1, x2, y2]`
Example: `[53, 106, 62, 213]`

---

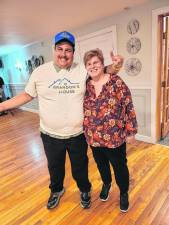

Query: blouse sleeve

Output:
[122, 82, 138, 136]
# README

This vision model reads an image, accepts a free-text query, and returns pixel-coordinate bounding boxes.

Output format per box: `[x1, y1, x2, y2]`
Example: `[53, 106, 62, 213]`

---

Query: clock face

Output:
[127, 19, 139, 35]
[124, 58, 142, 76]
[127, 37, 141, 54]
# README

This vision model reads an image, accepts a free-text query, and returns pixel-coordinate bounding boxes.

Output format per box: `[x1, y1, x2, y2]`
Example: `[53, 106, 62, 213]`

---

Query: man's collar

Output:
[53, 62, 78, 72]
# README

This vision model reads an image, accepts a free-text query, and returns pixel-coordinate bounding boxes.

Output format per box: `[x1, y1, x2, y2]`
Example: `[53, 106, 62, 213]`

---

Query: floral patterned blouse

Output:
[83, 74, 138, 148]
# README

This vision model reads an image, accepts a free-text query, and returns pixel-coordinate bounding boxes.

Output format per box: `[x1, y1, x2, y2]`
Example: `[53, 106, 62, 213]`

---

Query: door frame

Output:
[160, 16, 169, 139]
[152, 6, 169, 143]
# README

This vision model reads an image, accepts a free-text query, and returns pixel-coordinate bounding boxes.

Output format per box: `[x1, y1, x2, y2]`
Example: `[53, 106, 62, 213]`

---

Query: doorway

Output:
[158, 14, 169, 145]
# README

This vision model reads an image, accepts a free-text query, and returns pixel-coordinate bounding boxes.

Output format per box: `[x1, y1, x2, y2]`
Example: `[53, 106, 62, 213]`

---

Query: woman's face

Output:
[85, 56, 104, 79]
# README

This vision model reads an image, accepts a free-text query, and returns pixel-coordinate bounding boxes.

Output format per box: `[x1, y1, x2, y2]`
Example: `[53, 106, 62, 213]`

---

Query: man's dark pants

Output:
[41, 133, 91, 193]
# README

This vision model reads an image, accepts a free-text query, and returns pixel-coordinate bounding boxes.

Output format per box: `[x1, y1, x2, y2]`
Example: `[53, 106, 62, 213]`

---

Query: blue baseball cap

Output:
[54, 31, 75, 47]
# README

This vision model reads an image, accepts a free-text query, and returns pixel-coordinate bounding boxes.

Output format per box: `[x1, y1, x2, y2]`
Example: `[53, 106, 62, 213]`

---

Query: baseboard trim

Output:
[136, 134, 154, 144]
[20, 106, 39, 114]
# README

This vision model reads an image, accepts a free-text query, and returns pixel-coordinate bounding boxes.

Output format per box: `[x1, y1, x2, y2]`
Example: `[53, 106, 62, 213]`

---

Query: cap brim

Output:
[55, 39, 75, 47]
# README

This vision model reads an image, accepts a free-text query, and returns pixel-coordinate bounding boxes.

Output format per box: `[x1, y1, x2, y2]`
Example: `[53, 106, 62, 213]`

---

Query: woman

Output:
[83, 49, 137, 212]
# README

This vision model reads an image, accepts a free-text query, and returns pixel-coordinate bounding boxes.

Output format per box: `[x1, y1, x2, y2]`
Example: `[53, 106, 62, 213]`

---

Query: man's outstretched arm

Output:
[0, 92, 33, 112]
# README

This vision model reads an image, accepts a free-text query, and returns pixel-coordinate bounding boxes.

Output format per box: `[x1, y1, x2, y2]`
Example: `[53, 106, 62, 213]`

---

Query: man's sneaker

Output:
[99, 183, 111, 201]
[80, 192, 91, 209]
[120, 192, 129, 212]
[47, 188, 65, 209]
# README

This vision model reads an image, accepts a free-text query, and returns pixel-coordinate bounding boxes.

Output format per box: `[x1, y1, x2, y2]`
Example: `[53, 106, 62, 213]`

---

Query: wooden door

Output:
[161, 16, 169, 138]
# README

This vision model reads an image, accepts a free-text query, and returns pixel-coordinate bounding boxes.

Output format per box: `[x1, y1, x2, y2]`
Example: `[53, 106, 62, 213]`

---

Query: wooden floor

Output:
[0, 110, 169, 225]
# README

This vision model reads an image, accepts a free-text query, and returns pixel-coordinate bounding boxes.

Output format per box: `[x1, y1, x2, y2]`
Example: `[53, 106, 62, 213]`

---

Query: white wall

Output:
[1, 0, 168, 85]
[74, 0, 168, 87]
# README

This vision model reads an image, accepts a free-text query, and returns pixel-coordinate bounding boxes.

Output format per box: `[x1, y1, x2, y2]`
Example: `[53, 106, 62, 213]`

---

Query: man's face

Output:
[53, 42, 74, 69]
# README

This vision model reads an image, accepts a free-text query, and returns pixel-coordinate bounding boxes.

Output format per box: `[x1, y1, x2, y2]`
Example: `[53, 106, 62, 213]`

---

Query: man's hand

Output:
[106, 52, 124, 74]
[126, 135, 136, 145]
[110, 51, 124, 67]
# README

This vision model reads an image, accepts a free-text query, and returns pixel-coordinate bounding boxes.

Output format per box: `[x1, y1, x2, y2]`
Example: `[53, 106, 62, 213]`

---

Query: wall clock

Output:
[127, 37, 141, 54]
[127, 19, 139, 35]
[124, 58, 142, 76]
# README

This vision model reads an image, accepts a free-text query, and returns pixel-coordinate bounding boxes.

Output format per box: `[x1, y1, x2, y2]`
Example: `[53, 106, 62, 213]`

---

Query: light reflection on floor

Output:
[29, 141, 43, 161]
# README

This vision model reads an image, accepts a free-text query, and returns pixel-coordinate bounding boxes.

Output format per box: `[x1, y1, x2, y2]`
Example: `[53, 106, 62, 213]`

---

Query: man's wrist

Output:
[0, 104, 5, 112]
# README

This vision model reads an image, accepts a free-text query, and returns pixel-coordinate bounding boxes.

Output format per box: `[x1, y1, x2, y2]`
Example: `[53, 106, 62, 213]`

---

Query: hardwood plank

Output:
[0, 110, 169, 225]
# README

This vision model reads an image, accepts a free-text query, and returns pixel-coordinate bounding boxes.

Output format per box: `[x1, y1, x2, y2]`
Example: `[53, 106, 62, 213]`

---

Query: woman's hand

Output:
[126, 135, 136, 145]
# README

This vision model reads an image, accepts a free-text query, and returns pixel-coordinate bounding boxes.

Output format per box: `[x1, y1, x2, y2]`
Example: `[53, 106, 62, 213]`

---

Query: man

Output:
[0, 31, 123, 209]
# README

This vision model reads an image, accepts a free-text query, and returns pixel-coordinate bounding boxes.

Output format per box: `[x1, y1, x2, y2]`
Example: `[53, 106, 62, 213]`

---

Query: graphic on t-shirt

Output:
[48, 78, 80, 94]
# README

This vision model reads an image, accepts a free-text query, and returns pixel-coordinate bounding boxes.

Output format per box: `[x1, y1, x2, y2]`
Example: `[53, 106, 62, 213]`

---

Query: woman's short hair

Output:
[83, 48, 104, 66]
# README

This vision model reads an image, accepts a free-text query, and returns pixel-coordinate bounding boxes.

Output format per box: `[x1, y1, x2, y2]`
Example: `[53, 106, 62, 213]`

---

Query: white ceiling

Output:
[0, 0, 149, 55]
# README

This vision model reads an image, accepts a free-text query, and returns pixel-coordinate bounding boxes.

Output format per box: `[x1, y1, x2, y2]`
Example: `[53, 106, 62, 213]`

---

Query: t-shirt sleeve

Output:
[25, 71, 38, 98]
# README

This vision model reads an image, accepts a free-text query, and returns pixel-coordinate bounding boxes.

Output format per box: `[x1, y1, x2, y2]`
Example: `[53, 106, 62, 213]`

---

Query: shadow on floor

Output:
[158, 132, 169, 146]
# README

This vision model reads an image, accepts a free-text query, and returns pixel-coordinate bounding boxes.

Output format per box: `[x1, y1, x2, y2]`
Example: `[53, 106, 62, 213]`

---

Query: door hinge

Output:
[161, 122, 164, 139]
[163, 32, 167, 39]
[161, 122, 164, 129]
[161, 81, 166, 87]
